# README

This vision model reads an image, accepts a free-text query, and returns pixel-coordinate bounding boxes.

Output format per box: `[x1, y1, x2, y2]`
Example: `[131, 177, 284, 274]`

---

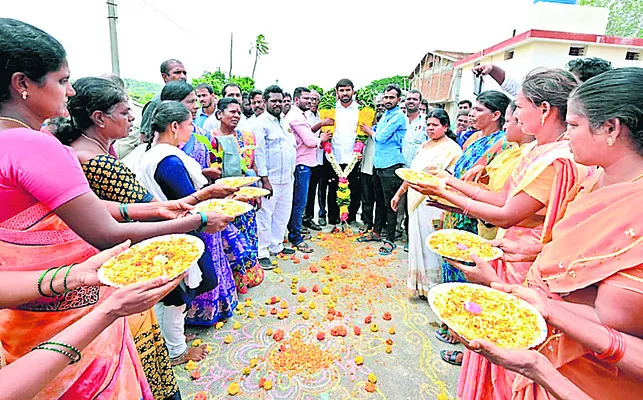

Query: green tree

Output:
[191, 70, 255, 95]
[191, 69, 227, 95]
[249, 34, 270, 80]
[365, 75, 409, 94]
[228, 75, 255, 93]
[580, 0, 643, 38]
[308, 84, 324, 96]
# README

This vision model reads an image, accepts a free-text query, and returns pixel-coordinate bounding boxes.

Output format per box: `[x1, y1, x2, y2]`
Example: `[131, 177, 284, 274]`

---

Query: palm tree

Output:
[249, 34, 269, 80]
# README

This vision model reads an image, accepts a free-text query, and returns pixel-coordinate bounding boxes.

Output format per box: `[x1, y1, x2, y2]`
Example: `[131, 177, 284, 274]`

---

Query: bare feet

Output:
[171, 344, 209, 366]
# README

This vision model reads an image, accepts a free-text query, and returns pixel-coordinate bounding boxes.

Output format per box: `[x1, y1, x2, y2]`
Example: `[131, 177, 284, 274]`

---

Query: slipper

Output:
[434, 329, 459, 345]
[404, 243, 409, 252]
[295, 242, 314, 253]
[440, 350, 463, 366]
[357, 231, 381, 243]
[379, 240, 396, 256]
[359, 225, 373, 234]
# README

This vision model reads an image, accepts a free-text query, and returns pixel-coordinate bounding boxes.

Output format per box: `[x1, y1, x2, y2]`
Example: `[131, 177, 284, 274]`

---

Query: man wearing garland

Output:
[360, 84, 406, 255]
[325, 78, 362, 231]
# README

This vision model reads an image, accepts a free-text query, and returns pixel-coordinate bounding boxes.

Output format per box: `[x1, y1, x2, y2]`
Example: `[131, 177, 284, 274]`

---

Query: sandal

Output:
[357, 231, 381, 243]
[359, 225, 373, 234]
[440, 350, 463, 366]
[434, 327, 459, 345]
[295, 242, 314, 253]
[379, 240, 396, 256]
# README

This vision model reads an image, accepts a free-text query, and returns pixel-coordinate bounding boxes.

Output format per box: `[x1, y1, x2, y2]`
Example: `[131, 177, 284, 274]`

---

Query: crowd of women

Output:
[0, 18, 267, 400]
[398, 52, 643, 400]
[1, 17, 642, 400]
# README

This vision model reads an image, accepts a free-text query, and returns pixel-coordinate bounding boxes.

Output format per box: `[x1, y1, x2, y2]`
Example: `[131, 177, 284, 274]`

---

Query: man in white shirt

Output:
[358, 95, 384, 236]
[254, 85, 297, 269]
[324, 78, 362, 231]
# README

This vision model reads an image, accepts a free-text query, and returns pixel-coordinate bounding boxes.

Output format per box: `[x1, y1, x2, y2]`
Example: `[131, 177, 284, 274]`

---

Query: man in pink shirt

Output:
[286, 87, 331, 253]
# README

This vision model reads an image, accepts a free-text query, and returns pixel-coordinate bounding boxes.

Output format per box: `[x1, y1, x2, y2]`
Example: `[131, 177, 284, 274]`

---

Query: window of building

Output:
[569, 45, 586, 56]
[504, 50, 515, 60]
[626, 51, 640, 61]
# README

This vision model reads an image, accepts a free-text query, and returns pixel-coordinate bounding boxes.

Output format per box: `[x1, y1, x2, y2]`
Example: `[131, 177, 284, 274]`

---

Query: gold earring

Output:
[21, 91, 28, 100]
[607, 136, 614, 147]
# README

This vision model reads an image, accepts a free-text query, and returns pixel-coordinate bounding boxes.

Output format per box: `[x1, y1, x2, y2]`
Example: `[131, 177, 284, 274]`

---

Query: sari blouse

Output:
[81, 154, 153, 203]
[0, 128, 90, 222]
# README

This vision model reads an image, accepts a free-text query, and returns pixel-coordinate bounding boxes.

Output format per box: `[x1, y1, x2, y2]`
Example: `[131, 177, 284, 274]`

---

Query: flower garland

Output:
[318, 88, 376, 223]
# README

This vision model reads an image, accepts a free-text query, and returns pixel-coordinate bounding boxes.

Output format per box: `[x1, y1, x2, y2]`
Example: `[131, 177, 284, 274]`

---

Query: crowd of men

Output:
[117, 58, 481, 268]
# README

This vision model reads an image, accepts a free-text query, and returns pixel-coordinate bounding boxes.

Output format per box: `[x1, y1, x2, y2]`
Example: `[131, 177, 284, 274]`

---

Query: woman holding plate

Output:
[0, 19, 233, 398]
[422, 90, 511, 347]
[412, 69, 588, 398]
[209, 97, 264, 292]
[159, 82, 260, 293]
[390, 109, 462, 300]
[493, 67, 643, 400]
[128, 100, 238, 360]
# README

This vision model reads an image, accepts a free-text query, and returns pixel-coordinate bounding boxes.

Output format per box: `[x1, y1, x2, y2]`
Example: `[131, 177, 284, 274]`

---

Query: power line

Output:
[135, 0, 193, 36]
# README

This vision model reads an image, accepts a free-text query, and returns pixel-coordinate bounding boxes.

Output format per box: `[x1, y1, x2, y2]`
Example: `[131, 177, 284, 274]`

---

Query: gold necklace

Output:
[81, 133, 110, 154]
[0, 116, 32, 130]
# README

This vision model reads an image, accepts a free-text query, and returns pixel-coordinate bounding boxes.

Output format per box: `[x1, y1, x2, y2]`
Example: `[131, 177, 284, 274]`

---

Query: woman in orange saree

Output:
[451, 67, 643, 399]
[0, 19, 231, 398]
[411, 69, 587, 398]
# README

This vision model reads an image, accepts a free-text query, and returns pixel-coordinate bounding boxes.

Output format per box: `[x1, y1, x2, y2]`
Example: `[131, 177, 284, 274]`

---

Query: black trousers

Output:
[373, 164, 404, 241]
[325, 158, 362, 225]
[360, 172, 383, 229]
[304, 164, 324, 222]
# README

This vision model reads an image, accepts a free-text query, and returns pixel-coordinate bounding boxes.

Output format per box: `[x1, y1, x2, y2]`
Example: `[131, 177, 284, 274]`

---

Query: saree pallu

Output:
[477, 143, 530, 240]
[0, 203, 152, 399]
[513, 174, 643, 400]
[185, 230, 238, 326]
[458, 141, 586, 400]
[442, 131, 511, 283]
[225, 210, 264, 292]
[407, 139, 463, 297]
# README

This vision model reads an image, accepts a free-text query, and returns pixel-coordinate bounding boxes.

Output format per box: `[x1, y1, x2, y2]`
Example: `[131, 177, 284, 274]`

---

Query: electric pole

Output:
[107, 0, 121, 76]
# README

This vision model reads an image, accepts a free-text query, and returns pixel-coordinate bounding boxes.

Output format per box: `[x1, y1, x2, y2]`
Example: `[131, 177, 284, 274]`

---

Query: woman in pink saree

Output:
[411, 69, 587, 397]
[0, 18, 230, 398]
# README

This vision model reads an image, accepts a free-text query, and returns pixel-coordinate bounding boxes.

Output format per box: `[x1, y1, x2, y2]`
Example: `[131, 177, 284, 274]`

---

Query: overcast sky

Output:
[3, 0, 532, 92]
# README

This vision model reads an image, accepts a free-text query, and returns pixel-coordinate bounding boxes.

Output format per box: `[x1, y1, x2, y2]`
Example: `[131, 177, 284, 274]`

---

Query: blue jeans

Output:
[287, 165, 312, 245]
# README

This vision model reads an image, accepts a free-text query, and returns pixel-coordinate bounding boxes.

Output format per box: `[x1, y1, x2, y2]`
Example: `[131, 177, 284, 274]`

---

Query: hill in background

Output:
[124, 78, 162, 105]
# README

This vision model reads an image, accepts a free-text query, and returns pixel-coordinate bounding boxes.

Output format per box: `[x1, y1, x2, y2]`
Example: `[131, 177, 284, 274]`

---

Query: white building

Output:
[454, 1, 643, 101]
